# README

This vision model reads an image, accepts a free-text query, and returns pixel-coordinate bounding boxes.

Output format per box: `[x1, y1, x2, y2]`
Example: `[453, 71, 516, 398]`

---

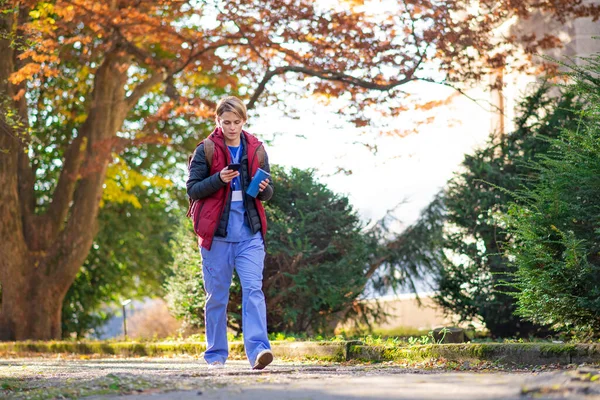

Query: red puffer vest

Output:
[190, 127, 268, 250]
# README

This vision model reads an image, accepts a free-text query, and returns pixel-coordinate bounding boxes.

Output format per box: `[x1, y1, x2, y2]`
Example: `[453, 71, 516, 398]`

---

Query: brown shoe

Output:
[252, 349, 273, 370]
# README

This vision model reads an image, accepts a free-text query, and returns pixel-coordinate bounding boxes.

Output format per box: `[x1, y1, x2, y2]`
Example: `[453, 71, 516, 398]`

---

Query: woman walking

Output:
[186, 96, 274, 370]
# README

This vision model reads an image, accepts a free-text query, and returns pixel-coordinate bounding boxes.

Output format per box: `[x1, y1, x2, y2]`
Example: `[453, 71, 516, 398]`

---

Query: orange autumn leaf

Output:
[415, 92, 461, 111]
[9, 63, 41, 84]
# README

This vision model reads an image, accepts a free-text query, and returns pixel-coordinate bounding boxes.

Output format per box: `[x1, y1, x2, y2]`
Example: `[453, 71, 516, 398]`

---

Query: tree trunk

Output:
[0, 9, 134, 339]
[0, 258, 70, 340]
[0, 11, 27, 340]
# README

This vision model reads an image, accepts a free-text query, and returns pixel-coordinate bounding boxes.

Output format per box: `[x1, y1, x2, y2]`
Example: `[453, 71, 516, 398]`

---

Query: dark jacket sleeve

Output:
[256, 149, 274, 202]
[186, 143, 226, 200]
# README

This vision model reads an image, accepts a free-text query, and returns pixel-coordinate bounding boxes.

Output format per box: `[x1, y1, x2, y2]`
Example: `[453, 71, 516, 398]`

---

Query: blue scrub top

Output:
[213, 144, 261, 243]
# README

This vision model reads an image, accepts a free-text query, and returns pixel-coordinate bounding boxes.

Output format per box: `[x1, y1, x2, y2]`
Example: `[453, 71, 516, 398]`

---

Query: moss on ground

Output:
[0, 374, 163, 400]
[539, 343, 577, 355]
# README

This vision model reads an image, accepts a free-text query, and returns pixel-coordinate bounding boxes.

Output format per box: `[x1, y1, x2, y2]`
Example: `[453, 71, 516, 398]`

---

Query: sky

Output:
[249, 81, 497, 234]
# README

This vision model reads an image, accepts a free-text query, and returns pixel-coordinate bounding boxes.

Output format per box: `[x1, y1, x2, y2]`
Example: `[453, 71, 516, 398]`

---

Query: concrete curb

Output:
[349, 343, 600, 366]
[271, 340, 362, 362]
[1, 341, 599, 366]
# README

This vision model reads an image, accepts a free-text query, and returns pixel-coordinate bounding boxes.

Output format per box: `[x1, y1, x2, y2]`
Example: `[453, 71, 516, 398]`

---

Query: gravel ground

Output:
[1, 357, 599, 400]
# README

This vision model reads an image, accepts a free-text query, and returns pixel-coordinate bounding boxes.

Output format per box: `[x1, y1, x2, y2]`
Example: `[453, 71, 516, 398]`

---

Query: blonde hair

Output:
[215, 96, 247, 121]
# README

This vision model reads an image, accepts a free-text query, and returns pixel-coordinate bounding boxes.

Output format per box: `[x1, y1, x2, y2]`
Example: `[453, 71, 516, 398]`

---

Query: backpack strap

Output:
[257, 144, 266, 169]
[187, 137, 214, 170]
[204, 138, 214, 168]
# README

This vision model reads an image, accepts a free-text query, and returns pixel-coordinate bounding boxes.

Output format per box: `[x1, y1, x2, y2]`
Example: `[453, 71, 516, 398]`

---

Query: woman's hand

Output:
[220, 167, 239, 183]
[258, 179, 269, 192]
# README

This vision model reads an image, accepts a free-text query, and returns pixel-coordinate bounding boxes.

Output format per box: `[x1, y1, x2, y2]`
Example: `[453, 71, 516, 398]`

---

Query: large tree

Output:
[1, 0, 598, 340]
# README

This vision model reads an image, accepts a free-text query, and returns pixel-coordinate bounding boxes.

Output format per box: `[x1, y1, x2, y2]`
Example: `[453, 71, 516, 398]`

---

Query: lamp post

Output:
[121, 299, 132, 340]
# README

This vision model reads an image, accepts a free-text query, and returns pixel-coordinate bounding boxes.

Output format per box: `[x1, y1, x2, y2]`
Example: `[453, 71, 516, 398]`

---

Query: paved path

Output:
[1, 358, 599, 399]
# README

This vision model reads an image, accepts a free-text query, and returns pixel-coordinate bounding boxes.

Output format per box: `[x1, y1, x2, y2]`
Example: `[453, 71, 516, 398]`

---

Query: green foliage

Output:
[259, 166, 379, 333]
[62, 187, 177, 338]
[163, 219, 205, 331]
[394, 85, 584, 337]
[503, 54, 600, 337]
[439, 87, 586, 337]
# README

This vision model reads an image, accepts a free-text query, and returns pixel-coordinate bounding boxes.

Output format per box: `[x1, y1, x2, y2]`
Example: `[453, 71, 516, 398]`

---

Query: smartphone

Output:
[228, 163, 241, 172]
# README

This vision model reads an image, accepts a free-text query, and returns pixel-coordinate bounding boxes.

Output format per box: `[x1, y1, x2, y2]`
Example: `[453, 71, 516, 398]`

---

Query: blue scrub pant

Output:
[200, 235, 271, 367]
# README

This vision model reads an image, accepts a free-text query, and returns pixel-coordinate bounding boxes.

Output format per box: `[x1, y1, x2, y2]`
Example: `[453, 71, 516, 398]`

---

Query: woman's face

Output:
[217, 111, 245, 143]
